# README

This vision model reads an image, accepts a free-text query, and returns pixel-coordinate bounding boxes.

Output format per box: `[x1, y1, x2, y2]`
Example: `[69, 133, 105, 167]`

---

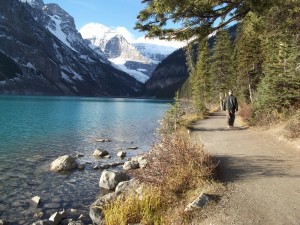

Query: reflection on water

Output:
[0, 96, 170, 224]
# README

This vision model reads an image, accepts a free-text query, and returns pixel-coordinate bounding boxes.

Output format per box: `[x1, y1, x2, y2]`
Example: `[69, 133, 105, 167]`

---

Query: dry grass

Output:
[284, 110, 300, 139]
[238, 102, 252, 123]
[103, 189, 164, 225]
[103, 100, 217, 225]
[140, 132, 214, 193]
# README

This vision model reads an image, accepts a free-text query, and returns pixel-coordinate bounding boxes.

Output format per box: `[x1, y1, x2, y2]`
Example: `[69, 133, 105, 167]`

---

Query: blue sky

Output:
[43, 0, 145, 37]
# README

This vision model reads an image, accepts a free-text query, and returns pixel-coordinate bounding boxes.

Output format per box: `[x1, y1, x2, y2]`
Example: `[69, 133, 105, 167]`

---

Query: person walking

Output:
[223, 90, 238, 128]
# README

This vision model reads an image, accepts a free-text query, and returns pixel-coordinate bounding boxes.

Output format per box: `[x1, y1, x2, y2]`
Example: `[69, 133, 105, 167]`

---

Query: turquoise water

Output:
[0, 96, 170, 224]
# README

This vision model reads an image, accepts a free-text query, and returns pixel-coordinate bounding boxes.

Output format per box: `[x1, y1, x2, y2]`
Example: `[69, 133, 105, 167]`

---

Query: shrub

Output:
[135, 132, 215, 195]
[284, 110, 300, 139]
[238, 102, 252, 123]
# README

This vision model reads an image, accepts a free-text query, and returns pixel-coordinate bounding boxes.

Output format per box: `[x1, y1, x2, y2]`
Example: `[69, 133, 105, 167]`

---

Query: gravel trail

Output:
[191, 111, 300, 225]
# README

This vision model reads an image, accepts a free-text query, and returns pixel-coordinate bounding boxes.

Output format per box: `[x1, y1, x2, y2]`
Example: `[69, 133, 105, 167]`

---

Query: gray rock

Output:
[68, 221, 84, 225]
[123, 161, 139, 170]
[32, 220, 48, 225]
[49, 212, 62, 225]
[50, 155, 78, 172]
[0, 220, 7, 225]
[31, 196, 41, 205]
[96, 138, 111, 142]
[184, 193, 211, 212]
[89, 206, 104, 225]
[127, 146, 138, 150]
[99, 170, 130, 190]
[115, 179, 141, 195]
[89, 193, 116, 225]
[117, 151, 126, 158]
[92, 149, 109, 157]
[77, 164, 85, 170]
[33, 211, 44, 220]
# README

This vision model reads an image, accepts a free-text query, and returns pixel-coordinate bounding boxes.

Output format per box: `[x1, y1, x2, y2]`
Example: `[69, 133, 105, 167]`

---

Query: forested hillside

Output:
[136, 0, 300, 127]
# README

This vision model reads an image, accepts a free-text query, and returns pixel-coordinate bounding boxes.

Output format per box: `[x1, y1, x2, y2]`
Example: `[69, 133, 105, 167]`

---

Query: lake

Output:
[0, 96, 170, 224]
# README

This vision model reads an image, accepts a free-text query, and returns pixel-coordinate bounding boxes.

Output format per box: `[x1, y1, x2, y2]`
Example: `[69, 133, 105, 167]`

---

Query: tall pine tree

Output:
[210, 29, 234, 102]
[234, 12, 263, 103]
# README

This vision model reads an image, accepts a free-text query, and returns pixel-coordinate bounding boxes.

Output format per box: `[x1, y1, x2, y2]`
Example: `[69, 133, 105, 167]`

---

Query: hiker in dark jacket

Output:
[223, 90, 238, 127]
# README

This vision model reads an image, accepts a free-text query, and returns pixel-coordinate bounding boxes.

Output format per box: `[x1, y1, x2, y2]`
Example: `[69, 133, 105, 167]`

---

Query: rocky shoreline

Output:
[0, 139, 149, 225]
[0, 134, 212, 225]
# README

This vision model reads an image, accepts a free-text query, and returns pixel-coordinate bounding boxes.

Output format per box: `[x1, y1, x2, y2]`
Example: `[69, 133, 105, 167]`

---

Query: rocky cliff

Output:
[0, 0, 142, 96]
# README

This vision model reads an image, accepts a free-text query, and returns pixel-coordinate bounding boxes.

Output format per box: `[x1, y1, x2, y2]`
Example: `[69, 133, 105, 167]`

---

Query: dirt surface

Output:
[191, 111, 300, 225]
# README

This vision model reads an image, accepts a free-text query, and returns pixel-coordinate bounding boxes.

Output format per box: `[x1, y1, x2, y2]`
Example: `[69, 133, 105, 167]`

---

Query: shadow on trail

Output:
[213, 154, 300, 183]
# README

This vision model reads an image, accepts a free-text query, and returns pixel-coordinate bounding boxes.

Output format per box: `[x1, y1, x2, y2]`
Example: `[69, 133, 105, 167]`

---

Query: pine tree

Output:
[135, 0, 276, 41]
[253, 0, 300, 117]
[210, 29, 234, 102]
[255, 33, 300, 114]
[234, 12, 263, 103]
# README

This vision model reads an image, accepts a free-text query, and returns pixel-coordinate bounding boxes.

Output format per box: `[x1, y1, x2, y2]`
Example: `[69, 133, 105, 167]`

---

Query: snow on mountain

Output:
[133, 43, 177, 63]
[80, 23, 154, 83]
[1, 0, 142, 96]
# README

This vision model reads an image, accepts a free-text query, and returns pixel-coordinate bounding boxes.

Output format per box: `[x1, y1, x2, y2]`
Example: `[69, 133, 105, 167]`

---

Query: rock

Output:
[31, 196, 41, 205]
[115, 179, 141, 195]
[96, 138, 112, 142]
[59, 210, 67, 219]
[127, 146, 138, 150]
[92, 149, 109, 157]
[99, 170, 130, 190]
[68, 221, 84, 225]
[136, 155, 148, 168]
[50, 155, 78, 172]
[77, 164, 85, 170]
[184, 193, 211, 212]
[49, 212, 62, 225]
[76, 153, 84, 157]
[93, 165, 100, 170]
[78, 213, 88, 221]
[103, 154, 111, 159]
[60, 219, 72, 225]
[89, 206, 104, 225]
[0, 220, 7, 225]
[90, 193, 116, 225]
[33, 211, 44, 220]
[110, 161, 124, 167]
[32, 220, 48, 225]
[117, 151, 126, 158]
[123, 161, 139, 170]
[99, 164, 110, 169]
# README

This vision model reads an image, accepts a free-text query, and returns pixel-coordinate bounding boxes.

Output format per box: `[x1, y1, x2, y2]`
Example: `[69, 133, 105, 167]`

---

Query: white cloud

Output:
[115, 27, 136, 43]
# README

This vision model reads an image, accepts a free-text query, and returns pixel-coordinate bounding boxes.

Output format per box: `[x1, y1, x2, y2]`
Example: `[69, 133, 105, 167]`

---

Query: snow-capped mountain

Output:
[80, 23, 154, 83]
[80, 23, 178, 83]
[0, 0, 142, 96]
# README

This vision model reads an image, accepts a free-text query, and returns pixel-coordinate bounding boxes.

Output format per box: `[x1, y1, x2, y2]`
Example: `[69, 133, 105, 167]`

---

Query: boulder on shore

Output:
[93, 149, 109, 157]
[99, 170, 130, 190]
[50, 155, 78, 172]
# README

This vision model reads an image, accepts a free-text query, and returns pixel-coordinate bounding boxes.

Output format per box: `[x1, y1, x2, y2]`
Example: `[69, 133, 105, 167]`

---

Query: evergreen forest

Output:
[136, 0, 300, 126]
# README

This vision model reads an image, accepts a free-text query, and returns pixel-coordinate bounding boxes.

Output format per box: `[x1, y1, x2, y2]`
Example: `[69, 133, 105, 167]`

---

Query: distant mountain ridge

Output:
[0, 0, 142, 96]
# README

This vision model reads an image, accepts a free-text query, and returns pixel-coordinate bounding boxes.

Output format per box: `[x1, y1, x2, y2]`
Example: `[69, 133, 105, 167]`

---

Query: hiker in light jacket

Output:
[223, 90, 238, 128]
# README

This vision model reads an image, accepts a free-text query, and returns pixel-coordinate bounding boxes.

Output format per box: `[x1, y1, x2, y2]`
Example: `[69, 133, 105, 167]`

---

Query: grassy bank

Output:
[102, 100, 218, 225]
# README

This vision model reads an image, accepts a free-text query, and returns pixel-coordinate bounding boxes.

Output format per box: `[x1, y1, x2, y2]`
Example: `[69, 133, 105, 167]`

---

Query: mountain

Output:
[144, 48, 188, 98]
[0, 0, 142, 96]
[79, 23, 177, 83]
